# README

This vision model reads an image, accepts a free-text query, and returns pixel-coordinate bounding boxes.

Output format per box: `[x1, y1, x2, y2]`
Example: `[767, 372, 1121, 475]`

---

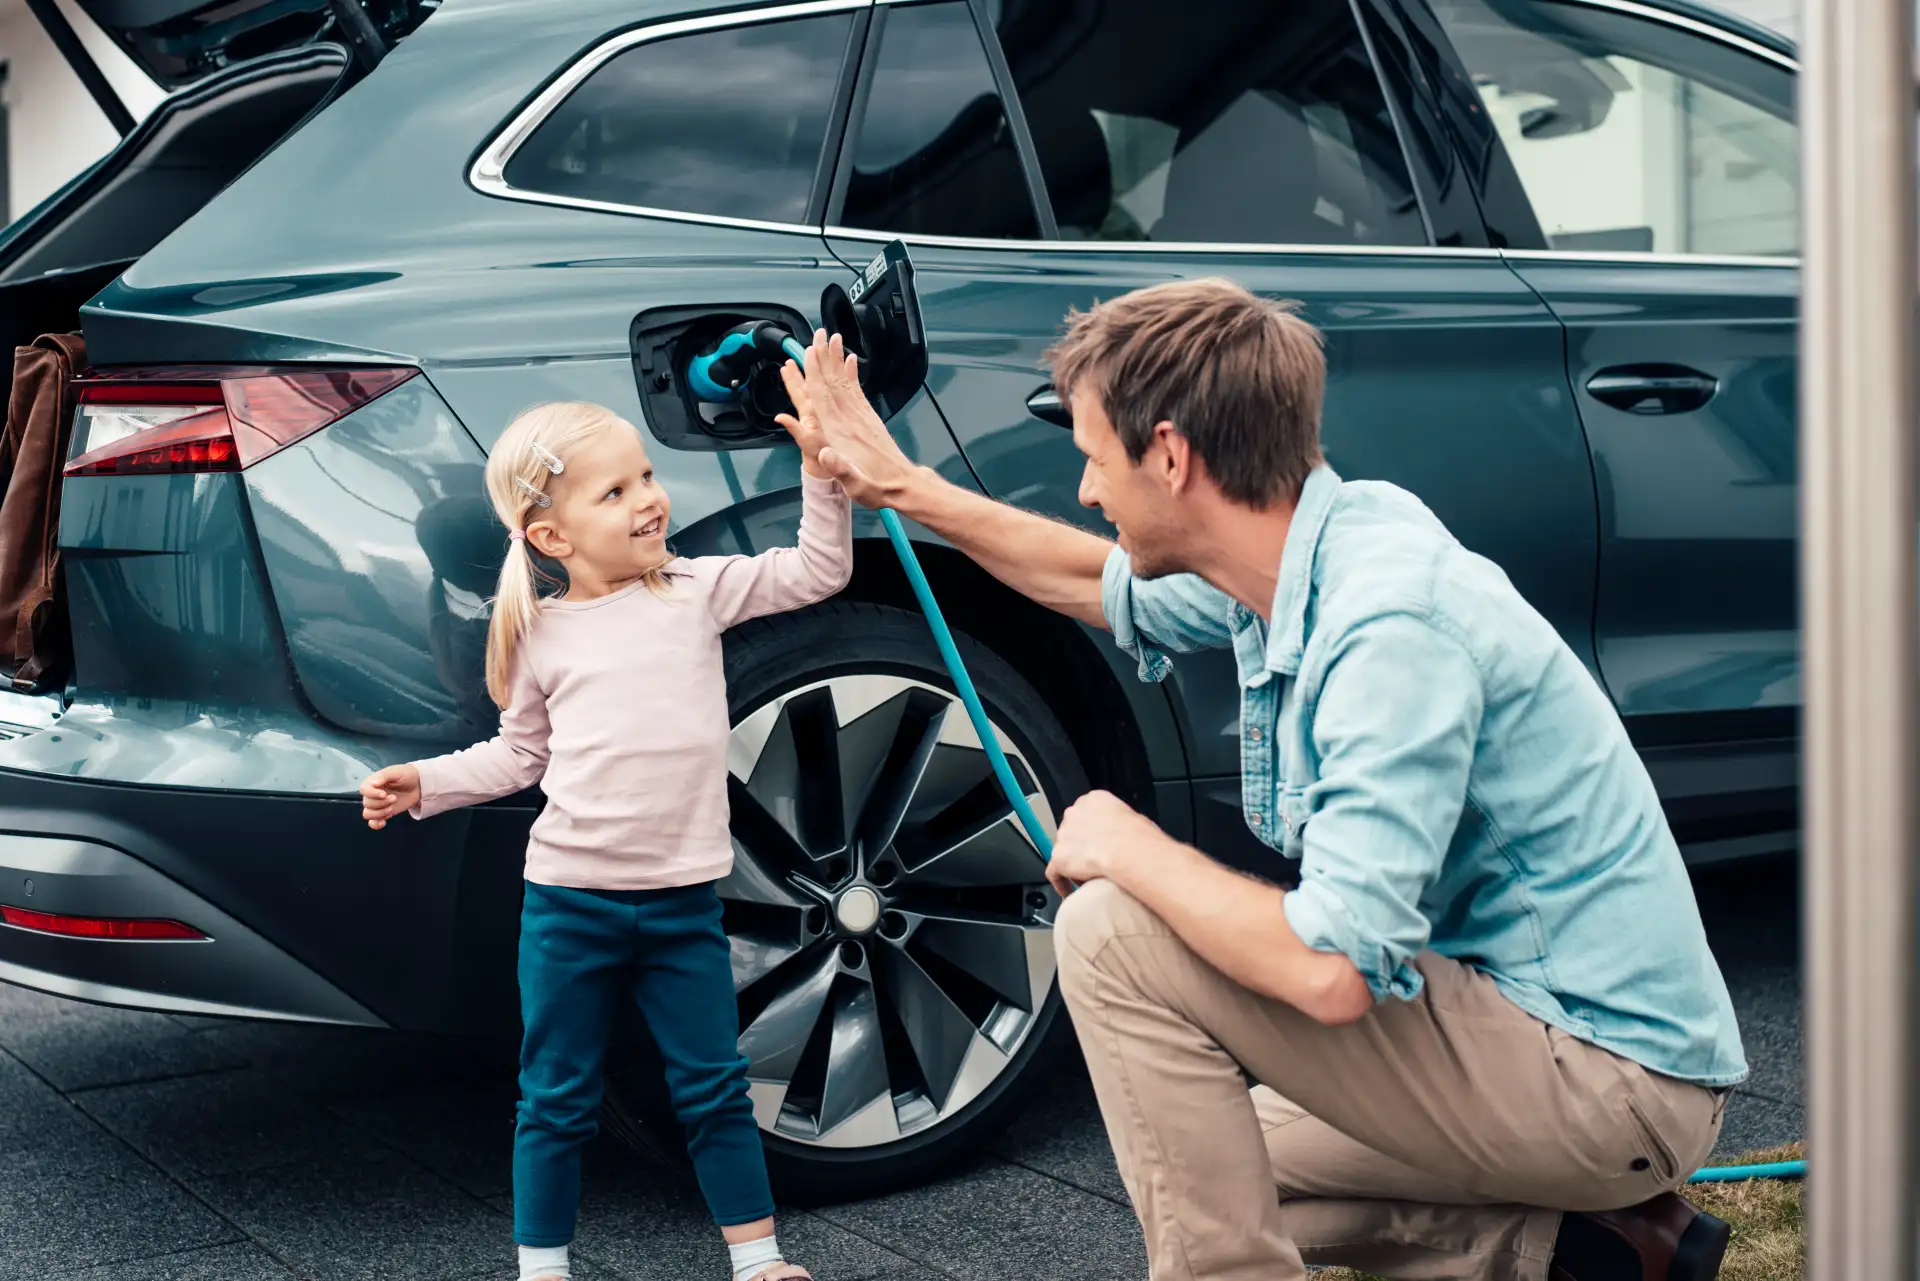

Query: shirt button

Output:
[1247, 726, 1263, 742]
[1249, 814, 1263, 828]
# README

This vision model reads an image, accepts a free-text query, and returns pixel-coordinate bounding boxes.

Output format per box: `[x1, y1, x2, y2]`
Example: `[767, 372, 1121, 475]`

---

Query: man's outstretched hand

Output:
[776, 330, 919, 509]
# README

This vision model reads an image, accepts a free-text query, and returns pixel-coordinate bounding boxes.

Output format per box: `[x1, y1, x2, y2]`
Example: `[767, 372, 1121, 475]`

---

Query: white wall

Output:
[0, 0, 163, 223]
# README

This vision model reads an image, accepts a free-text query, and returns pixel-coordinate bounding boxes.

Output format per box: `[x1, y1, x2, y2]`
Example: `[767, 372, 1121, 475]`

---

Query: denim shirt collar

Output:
[1261, 464, 1342, 678]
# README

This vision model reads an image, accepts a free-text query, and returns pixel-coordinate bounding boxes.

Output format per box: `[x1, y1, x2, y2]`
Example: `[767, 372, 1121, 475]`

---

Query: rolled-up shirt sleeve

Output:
[1281, 610, 1484, 1002]
[1101, 546, 1237, 682]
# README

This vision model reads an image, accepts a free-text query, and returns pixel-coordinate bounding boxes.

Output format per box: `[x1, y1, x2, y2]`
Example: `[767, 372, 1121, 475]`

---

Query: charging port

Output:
[629, 302, 811, 451]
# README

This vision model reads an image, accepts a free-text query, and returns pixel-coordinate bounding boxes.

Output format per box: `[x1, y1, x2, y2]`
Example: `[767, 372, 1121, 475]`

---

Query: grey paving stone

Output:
[0, 981, 245, 1092]
[1712, 1089, 1805, 1160]
[331, 1079, 519, 1199]
[987, 1064, 1129, 1207]
[0, 1047, 109, 1163]
[78, 1066, 392, 1180]
[441, 1258, 621, 1280]
[0, 1142, 241, 1275]
[1695, 856, 1803, 1110]
[1718, 944, 1801, 1095]
[49, 1241, 298, 1280]
[532, 1261, 621, 1280]
[534, 1141, 933, 1281]
[1730, 984, 1802, 1107]
[190, 1148, 507, 1281]
[1, 1046, 193, 1193]
[811, 1156, 1145, 1281]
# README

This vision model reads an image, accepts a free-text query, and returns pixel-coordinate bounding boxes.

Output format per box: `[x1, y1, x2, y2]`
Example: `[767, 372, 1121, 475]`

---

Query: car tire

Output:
[603, 600, 1085, 1203]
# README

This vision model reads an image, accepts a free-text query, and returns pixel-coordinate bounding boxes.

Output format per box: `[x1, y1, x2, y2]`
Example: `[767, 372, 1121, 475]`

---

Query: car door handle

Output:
[1585, 364, 1719, 415]
[1026, 386, 1071, 428]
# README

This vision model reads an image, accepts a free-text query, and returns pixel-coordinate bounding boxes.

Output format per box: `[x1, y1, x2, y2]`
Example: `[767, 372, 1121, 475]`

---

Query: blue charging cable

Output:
[1689, 1157, 1805, 1183]
[773, 335, 1054, 858]
[700, 327, 1807, 1186]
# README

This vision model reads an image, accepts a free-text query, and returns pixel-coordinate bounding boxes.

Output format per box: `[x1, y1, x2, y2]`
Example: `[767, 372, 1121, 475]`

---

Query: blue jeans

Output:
[513, 879, 774, 1247]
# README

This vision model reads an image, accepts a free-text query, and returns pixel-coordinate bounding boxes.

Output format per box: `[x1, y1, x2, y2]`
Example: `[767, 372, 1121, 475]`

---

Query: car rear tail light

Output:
[0, 905, 207, 941]
[65, 365, 418, 478]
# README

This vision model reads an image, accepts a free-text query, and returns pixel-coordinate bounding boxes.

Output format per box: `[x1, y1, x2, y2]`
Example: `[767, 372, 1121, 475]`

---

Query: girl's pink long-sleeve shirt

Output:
[411, 473, 852, 891]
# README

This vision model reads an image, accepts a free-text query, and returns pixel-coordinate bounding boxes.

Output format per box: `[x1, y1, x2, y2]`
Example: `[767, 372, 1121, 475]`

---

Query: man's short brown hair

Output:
[1043, 278, 1326, 508]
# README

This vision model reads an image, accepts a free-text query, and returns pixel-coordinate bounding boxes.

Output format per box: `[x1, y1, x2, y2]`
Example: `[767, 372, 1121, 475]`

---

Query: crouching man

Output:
[781, 278, 1745, 1281]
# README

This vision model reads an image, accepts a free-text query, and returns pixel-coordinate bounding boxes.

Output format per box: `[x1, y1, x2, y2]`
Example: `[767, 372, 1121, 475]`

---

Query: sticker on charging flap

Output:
[850, 242, 903, 304]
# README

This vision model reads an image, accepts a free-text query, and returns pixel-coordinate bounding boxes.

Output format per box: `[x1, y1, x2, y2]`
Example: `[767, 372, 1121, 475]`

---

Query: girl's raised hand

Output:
[775, 330, 831, 479]
[360, 763, 422, 830]
[777, 331, 911, 507]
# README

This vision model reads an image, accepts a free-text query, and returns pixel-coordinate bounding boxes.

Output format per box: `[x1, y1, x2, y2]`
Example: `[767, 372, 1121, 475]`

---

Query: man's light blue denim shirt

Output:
[1103, 465, 1747, 1087]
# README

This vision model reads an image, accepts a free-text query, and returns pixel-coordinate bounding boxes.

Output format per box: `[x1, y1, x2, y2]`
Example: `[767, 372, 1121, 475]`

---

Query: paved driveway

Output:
[0, 857, 1802, 1280]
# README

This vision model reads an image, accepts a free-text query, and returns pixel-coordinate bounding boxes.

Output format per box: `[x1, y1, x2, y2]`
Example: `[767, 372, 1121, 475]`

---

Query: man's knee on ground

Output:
[1055, 878, 1157, 975]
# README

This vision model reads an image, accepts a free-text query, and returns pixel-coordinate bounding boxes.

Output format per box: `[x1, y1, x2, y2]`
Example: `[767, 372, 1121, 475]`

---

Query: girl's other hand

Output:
[360, 763, 422, 830]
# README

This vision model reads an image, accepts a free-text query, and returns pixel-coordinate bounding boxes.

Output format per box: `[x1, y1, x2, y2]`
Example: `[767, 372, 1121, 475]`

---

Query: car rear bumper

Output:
[0, 830, 382, 1025]
[0, 765, 531, 1034]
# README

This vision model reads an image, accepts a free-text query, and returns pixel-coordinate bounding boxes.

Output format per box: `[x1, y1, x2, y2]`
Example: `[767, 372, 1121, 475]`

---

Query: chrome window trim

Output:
[1547, 0, 1797, 69]
[468, 0, 872, 218]
[824, 225, 1505, 258]
[1501, 249, 1800, 268]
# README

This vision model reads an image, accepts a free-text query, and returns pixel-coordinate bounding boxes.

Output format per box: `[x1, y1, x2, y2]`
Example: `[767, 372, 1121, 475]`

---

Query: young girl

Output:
[359, 399, 847, 1281]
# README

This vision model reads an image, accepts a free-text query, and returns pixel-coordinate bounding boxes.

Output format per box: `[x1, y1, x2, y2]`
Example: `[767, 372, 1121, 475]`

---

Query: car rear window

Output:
[992, 0, 1430, 247]
[501, 13, 854, 224]
[837, 1, 1041, 239]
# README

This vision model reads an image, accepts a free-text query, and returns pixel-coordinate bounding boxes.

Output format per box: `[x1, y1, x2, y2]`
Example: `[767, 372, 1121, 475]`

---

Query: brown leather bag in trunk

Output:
[0, 333, 86, 692]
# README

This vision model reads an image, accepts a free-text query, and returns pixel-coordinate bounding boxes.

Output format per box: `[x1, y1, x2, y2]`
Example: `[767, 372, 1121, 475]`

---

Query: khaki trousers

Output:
[1053, 879, 1728, 1281]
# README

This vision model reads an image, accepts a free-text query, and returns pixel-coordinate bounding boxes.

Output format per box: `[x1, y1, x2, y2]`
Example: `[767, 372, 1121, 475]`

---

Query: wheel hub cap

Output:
[834, 885, 882, 934]
[719, 674, 1061, 1150]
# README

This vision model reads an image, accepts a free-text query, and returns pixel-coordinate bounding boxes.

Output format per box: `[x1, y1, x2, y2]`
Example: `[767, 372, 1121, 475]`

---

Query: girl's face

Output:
[531, 424, 672, 596]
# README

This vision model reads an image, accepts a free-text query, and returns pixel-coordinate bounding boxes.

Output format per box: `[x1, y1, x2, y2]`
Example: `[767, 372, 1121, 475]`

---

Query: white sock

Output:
[728, 1233, 783, 1280]
[518, 1243, 570, 1280]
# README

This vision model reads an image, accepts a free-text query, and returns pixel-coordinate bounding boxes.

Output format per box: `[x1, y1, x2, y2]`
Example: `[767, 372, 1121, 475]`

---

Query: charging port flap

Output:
[820, 240, 927, 422]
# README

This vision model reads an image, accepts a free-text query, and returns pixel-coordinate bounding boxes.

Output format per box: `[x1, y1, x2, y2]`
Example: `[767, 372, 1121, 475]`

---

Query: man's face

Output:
[1072, 389, 1189, 579]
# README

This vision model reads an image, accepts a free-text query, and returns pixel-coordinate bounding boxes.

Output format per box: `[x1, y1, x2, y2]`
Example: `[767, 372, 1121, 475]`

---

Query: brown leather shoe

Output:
[1549, 1191, 1731, 1281]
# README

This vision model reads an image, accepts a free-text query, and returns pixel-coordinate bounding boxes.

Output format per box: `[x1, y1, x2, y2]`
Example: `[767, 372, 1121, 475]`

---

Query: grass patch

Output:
[1686, 1144, 1805, 1281]
[1315, 1143, 1805, 1281]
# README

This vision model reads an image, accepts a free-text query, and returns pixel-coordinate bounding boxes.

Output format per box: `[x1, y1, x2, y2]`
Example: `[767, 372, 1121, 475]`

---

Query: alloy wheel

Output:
[719, 674, 1060, 1150]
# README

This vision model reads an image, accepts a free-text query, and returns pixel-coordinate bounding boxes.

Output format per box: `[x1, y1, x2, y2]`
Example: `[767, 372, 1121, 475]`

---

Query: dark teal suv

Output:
[0, 0, 1797, 1197]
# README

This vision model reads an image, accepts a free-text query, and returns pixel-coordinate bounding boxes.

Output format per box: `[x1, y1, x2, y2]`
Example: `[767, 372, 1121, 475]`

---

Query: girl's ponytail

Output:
[484, 535, 540, 708]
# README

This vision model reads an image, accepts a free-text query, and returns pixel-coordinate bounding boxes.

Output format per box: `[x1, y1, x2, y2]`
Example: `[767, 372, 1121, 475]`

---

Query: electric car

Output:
[0, 0, 1798, 1198]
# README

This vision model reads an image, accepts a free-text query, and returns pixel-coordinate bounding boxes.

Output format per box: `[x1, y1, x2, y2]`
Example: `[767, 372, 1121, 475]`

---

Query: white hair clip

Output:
[515, 476, 552, 509]
[529, 443, 565, 476]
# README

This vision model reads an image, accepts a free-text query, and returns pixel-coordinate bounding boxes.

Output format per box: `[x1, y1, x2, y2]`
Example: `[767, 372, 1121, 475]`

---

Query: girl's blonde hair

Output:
[483, 402, 672, 707]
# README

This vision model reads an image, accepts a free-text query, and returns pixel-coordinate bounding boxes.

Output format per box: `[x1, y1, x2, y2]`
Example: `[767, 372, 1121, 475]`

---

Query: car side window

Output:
[1430, 0, 1796, 257]
[986, 0, 1428, 246]
[837, 1, 1041, 239]
[501, 14, 854, 224]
